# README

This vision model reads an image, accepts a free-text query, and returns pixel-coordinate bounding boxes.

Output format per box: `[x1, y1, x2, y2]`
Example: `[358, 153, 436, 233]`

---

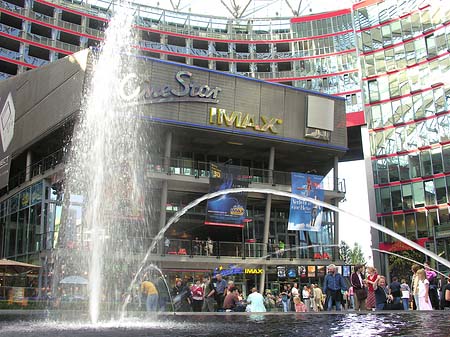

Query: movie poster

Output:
[205, 163, 249, 227]
[288, 172, 324, 231]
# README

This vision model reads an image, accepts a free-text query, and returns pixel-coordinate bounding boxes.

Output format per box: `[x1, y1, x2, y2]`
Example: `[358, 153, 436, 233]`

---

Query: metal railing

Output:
[160, 238, 336, 260]
[150, 157, 346, 193]
[6, 149, 346, 195]
[8, 148, 65, 191]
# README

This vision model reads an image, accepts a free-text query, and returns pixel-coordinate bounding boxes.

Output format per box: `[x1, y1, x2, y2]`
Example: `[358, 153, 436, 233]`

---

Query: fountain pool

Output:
[1, 312, 450, 337]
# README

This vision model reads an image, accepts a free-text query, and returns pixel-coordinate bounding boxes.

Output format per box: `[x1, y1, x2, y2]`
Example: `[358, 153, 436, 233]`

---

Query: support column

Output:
[259, 146, 275, 293]
[158, 132, 172, 254]
[25, 150, 32, 181]
[333, 155, 339, 259]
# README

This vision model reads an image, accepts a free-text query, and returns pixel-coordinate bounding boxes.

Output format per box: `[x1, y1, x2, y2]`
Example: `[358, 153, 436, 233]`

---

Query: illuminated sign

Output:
[120, 71, 222, 104]
[209, 107, 283, 134]
[245, 268, 263, 274]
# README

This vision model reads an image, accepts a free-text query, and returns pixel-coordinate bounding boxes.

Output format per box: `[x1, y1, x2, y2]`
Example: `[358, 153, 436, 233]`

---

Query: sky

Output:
[143, 0, 355, 18]
[337, 160, 373, 263]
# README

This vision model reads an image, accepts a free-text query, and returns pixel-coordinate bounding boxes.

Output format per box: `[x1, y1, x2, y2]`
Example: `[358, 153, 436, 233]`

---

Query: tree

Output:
[340, 240, 351, 263]
[388, 250, 425, 281]
[348, 242, 366, 265]
[340, 241, 366, 265]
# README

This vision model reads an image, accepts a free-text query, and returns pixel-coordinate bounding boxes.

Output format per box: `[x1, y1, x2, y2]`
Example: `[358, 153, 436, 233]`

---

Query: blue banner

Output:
[288, 172, 324, 231]
[205, 163, 248, 227]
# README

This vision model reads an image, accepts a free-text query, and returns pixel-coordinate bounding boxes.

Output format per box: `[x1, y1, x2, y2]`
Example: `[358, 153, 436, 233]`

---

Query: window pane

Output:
[388, 156, 399, 182]
[421, 150, 433, 177]
[431, 148, 443, 174]
[413, 181, 425, 207]
[417, 212, 428, 238]
[381, 187, 392, 213]
[398, 155, 409, 180]
[402, 184, 413, 210]
[435, 177, 447, 204]
[409, 154, 421, 178]
[393, 214, 405, 235]
[405, 213, 416, 239]
[424, 179, 436, 206]
[391, 185, 402, 211]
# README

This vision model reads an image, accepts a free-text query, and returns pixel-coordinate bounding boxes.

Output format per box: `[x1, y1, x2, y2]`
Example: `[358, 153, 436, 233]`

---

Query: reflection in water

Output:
[1, 313, 450, 337]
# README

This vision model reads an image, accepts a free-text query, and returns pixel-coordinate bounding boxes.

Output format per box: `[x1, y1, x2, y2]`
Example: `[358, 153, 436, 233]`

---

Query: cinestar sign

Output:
[119, 71, 221, 104]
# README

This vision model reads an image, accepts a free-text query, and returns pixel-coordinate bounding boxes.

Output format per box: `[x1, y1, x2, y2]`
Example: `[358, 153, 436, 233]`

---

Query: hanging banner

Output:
[205, 163, 248, 227]
[288, 172, 324, 231]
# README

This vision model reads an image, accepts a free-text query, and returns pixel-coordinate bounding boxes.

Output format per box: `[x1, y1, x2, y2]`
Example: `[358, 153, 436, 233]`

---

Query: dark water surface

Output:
[1, 311, 449, 337]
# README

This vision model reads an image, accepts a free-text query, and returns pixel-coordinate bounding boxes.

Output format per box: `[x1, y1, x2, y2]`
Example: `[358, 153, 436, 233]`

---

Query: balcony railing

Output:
[5, 149, 346, 196]
[7, 148, 65, 191]
[150, 157, 346, 193]
[157, 238, 337, 260]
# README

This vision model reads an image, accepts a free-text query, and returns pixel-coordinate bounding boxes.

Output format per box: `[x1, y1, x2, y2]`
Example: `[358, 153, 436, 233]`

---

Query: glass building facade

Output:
[354, 0, 450, 273]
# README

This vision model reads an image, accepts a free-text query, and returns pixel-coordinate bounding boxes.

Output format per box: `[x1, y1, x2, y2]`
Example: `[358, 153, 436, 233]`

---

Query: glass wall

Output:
[358, 0, 450, 265]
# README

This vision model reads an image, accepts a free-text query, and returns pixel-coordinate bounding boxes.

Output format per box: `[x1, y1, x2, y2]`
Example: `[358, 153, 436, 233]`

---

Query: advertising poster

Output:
[307, 265, 316, 278]
[317, 266, 326, 277]
[288, 172, 324, 231]
[205, 163, 248, 227]
[343, 265, 351, 277]
[298, 265, 307, 278]
[277, 266, 286, 278]
[287, 267, 297, 278]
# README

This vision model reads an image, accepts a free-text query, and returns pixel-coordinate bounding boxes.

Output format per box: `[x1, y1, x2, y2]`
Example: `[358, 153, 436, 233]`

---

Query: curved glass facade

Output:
[0, 0, 364, 126]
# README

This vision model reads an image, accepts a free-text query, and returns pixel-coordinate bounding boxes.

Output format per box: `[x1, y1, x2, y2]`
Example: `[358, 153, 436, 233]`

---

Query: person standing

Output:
[278, 240, 285, 258]
[351, 264, 367, 311]
[400, 279, 410, 311]
[417, 269, 433, 311]
[213, 273, 227, 311]
[424, 262, 439, 309]
[190, 279, 204, 312]
[202, 275, 216, 312]
[280, 285, 289, 312]
[302, 285, 311, 312]
[440, 274, 450, 310]
[373, 276, 393, 310]
[206, 237, 213, 256]
[388, 276, 402, 305]
[323, 264, 347, 311]
[365, 266, 379, 310]
[164, 237, 170, 254]
[172, 278, 192, 312]
[312, 284, 324, 311]
[141, 277, 159, 312]
[411, 264, 421, 310]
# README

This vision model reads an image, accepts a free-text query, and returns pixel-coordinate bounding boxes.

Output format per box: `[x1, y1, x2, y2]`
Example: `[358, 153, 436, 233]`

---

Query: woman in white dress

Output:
[417, 269, 433, 310]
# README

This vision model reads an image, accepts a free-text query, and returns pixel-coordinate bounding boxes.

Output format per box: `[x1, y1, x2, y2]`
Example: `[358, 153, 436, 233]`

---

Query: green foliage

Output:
[388, 250, 425, 281]
[340, 241, 366, 265]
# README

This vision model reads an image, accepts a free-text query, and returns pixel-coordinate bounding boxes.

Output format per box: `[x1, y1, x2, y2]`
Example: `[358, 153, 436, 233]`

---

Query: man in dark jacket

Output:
[323, 264, 347, 311]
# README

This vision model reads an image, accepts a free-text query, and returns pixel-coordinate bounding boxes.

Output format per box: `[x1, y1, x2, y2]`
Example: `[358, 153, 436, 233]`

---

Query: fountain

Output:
[53, 0, 148, 323]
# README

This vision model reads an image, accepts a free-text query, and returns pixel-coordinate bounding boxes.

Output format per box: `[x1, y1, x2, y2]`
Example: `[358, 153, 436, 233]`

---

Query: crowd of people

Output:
[350, 262, 450, 311]
[139, 263, 450, 313]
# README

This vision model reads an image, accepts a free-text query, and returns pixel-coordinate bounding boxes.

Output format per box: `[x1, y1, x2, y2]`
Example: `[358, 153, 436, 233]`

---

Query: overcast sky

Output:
[141, 0, 355, 18]
[338, 160, 373, 262]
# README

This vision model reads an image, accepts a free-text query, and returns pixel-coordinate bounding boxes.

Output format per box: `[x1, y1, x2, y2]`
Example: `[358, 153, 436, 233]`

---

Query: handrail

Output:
[6, 149, 346, 195]
[7, 148, 65, 191]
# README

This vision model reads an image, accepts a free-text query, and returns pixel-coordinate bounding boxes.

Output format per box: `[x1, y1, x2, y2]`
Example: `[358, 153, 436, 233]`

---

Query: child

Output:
[293, 295, 307, 312]
[417, 269, 433, 311]
[400, 279, 410, 310]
